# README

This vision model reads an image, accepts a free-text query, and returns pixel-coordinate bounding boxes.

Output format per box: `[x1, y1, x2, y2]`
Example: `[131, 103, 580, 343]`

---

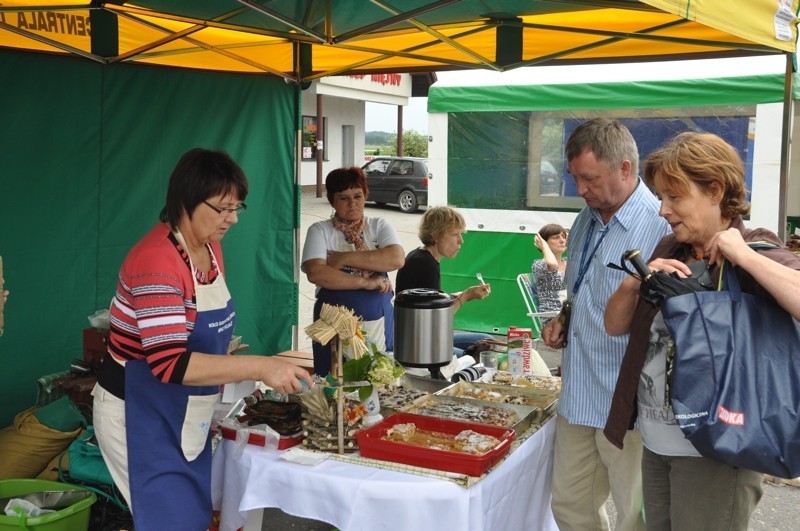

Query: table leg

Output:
[243, 508, 264, 531]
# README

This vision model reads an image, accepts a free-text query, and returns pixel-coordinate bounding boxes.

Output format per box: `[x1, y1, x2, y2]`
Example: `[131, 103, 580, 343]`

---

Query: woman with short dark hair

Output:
[93, 148, 313, 530]
[302, 166, 405, 375]
[532, 223, 568, 322]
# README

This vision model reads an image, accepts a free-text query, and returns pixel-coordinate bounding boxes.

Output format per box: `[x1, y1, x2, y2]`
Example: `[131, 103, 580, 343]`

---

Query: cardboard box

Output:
[507, 327, 533, 374]
[82, 327, 109, 371]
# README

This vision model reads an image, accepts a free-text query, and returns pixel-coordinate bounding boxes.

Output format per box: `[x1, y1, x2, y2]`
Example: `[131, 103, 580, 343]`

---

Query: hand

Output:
[367, 276, 393, 294]
[647, 257, 692, 278]
[541, 319, 564, 349]
[258, 354, 314, 394]
[465, 284, 491, 301]
[326, 250, 349, 270]
[706, 228, 750, 267]
[534, 234, 544, 251]
[1, 290, 7, 305]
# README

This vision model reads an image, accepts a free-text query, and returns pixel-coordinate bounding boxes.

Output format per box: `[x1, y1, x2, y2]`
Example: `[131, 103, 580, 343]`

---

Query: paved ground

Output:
[270, 192, 800, 530]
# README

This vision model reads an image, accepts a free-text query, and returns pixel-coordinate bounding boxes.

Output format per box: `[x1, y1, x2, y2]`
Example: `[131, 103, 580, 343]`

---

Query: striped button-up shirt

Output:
[558, 179, 671, 429]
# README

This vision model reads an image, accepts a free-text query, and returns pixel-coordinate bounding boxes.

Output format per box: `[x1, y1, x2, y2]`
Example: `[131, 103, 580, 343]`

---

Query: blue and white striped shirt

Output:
[558, 180, 671, 428]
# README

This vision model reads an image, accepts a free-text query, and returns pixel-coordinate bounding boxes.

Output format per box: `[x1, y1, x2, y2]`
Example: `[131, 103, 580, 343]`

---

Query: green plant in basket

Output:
[343, 343, 405, 401]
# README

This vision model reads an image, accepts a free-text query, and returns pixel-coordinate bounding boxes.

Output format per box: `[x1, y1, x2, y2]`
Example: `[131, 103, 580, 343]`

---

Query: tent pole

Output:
[317, 93, 325, 197]
[397, 105, 404, 156]
[293, 83, 303, 351]
[778, 52, 794, 242]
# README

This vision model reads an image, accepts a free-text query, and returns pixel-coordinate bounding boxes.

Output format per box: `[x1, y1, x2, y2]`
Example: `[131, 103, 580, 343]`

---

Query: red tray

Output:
[355, 412, 514, 476]
[219, 424, 303, 450]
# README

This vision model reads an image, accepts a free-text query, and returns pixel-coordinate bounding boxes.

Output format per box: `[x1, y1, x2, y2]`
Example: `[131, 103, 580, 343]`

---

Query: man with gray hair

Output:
[542, 118, 670, 530]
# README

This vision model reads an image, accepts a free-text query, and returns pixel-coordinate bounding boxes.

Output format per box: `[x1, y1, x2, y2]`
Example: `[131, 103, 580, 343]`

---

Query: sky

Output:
[364, 55, 787, 136]
[365, 98, 429, 134]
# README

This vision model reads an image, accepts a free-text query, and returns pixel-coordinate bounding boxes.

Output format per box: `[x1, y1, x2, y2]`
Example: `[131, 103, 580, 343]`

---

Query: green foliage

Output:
[365, 130, 428, 158]
[365, 131, 393, 145]
[389, 129, 428, 157]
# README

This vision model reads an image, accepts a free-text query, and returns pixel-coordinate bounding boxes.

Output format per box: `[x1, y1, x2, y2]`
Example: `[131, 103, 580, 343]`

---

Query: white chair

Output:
[516, 273, 560, 337]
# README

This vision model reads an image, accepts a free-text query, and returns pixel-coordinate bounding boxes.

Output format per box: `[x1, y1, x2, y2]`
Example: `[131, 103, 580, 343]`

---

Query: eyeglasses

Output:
[203, 200, 247, 216]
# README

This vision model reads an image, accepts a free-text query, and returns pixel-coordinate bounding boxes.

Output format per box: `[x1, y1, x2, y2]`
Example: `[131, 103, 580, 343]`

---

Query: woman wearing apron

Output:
[93, 148, 313, 530]
[301, 166, 405, 375]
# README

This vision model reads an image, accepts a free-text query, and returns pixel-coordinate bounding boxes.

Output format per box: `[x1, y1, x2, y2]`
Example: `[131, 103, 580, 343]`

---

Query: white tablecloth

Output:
[211, 418, 557, 531]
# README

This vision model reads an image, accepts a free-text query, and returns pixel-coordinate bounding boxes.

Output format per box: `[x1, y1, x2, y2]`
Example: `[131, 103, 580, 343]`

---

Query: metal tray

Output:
[396, 373, 453, 394]
[377, 374, 454, 416]
[401, 394, 535, 434]
[434, 381, 558, 424]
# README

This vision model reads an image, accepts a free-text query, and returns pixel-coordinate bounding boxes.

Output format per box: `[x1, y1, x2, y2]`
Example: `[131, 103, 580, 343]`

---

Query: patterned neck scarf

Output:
[332, 215, 367, 251]
[331, 215, 373, 278]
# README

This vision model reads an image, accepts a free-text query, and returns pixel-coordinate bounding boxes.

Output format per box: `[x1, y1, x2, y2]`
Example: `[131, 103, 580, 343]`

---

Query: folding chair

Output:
[516, 273, 560, 337]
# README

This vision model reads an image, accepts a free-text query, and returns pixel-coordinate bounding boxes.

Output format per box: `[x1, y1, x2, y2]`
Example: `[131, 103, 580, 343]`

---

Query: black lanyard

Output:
[572, 218, 608, 296]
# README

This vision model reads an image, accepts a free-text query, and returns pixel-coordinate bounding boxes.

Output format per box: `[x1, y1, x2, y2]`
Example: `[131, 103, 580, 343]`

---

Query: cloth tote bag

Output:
[661, 262, 800, 478]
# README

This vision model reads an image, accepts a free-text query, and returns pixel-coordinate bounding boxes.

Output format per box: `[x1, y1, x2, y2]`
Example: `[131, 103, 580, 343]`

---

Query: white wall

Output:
[299, 86, 366, 187]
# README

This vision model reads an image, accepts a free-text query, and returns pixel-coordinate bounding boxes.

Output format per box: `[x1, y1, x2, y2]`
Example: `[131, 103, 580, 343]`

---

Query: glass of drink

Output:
[480, 351, 499, 373]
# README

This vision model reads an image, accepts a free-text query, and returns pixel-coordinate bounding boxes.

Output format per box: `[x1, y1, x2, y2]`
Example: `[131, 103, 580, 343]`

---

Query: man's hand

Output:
[541, 318, 565, 349]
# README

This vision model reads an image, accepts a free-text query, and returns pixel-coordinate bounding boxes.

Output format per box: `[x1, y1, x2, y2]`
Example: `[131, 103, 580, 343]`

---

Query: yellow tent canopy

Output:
[0, 1, 797, 81]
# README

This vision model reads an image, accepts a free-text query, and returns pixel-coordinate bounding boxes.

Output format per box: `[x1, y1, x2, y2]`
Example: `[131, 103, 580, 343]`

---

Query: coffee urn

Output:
[394, 288, 454, 377]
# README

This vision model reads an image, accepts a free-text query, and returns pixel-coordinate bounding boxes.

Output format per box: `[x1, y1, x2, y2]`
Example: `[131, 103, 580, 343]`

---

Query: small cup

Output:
[480, 351, 499, 372]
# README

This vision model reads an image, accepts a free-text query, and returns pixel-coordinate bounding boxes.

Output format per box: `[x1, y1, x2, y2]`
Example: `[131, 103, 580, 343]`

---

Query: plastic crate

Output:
[0, 479, 96, 531]
[355, 413, 514, 476]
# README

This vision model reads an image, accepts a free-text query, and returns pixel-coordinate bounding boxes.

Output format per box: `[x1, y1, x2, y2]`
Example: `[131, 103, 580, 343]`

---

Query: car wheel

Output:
[398, 190, 418, 213]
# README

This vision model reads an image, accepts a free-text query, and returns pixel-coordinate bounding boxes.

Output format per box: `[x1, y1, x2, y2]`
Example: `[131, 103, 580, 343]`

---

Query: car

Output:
[361, 156, 430, 213]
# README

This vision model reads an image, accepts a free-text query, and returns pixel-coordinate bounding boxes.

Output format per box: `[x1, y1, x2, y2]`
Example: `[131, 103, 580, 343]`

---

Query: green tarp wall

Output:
[0, 49, 297, 427]
[441, 232, 541, 336]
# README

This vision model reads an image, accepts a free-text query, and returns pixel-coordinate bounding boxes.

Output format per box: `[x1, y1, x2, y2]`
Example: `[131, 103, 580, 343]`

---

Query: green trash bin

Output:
[0, 479, 96, 531]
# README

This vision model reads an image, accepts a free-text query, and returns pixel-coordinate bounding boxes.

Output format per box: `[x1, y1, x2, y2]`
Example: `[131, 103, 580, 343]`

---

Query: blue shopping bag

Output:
[662, 263, 800, 478]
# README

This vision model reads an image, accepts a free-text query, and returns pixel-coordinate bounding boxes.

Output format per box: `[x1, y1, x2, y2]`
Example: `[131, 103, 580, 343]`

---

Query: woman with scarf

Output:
[301, 166, 405, 375]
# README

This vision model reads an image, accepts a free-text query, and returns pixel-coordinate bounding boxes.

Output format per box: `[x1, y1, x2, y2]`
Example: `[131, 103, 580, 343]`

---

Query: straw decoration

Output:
[304, 303, 368, 358]
[304, 303, 371, 454]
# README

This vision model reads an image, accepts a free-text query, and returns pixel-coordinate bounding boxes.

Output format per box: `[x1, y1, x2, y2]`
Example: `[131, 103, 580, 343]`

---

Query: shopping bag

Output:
[662, 262, 800, 478]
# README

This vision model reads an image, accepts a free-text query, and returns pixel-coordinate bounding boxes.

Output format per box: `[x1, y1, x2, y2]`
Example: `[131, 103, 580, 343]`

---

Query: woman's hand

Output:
[534, 234, 545, 251]
[326, 250, 349, 271]
[258, 354, 315, 394]
[706, 228, 750, 267]
[463, 284, 490, 301]
[646, 257, 693, 278]
[366, 276, 393, 294]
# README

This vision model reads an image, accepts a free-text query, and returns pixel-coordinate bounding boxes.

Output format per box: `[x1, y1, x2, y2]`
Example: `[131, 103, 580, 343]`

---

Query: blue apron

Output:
[125, 235, 234, 530]
[312, 284, 394, 375]
[312, 222, 394, 375]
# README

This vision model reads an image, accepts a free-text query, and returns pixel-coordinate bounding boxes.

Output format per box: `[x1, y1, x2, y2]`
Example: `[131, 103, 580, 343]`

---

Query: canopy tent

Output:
[1, 1, 798, 427]
[0, 0, 798, 79]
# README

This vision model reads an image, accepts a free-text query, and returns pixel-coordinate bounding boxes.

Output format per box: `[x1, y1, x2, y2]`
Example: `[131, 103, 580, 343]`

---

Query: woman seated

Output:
[302, 166, 405, 375]
[395, 206, 492, 358]
[532, 223, 568, 324]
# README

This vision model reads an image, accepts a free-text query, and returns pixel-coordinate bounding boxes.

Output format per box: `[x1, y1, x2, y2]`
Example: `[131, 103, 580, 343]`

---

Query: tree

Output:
[388, 129, 428, 157]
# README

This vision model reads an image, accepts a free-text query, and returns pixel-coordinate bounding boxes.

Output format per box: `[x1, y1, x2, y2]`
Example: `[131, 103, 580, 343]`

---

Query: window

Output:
[447, 106, 755, 211]
[302, 116, 328, 160]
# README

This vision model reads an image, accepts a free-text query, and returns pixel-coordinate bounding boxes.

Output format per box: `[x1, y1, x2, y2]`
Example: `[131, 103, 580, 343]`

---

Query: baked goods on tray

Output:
[404, 398, 518, 427]
[513, 374, 562, 391]
[487, 371, 562, 391]
[383, 422, 501, 455]
[455, 386, 536, 406]
[377, 385, 428, 410]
